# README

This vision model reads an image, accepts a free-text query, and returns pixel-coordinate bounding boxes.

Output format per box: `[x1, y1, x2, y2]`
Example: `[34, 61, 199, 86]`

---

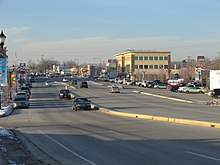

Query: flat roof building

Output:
[114, 50, 171, 81]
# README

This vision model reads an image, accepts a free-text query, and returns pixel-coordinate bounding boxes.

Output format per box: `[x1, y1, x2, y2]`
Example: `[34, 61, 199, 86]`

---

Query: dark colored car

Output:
[30, 77, 35, 83]
[20, 86, 31, 94]
[25, 83, 33, 88]
[71, 79, 77, 86]
[211, 88, 220, 98]
[80, 81, 88, 88]
[13, 97, 30, 109]
[72, 97, 91, 111]
[59, 89, 71, 99]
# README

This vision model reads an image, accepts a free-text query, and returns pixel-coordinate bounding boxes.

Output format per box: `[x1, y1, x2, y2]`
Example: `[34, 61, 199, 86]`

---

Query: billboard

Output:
[210, 70, 220, 90]
[197, 56, 205, 62]
[0, 58, 8, 86]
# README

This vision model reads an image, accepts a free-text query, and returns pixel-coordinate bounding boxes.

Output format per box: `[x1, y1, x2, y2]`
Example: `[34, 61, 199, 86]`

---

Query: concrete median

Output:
[98, 107, 220, 129]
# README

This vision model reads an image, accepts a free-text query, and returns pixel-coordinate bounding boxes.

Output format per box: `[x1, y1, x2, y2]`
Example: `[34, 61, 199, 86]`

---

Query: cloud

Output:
[4, 26, 30, 34]
[7, 36, 220, 65]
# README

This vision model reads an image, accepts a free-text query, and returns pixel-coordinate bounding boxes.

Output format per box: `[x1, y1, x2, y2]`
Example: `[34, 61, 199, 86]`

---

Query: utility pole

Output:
[187, 56, 191, 81]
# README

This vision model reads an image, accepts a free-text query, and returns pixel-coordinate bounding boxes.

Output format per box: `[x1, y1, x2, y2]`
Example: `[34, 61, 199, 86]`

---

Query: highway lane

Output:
[70, 80, 220, 123]
[0, 79, 220, 165]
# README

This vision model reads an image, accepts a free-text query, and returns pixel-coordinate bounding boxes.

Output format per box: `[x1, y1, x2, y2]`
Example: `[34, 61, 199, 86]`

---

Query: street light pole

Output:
[75, 58, 79, 75]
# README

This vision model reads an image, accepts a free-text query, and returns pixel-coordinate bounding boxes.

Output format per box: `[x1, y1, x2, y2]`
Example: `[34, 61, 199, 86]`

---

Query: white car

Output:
[110, 86, 121, 93]
[45, 80, 53, 86]
[63, 78, 68, 82]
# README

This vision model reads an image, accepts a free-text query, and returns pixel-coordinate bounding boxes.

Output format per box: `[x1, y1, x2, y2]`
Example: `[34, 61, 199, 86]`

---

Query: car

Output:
[211, 88, 220, 98]
[13, 97, 30, 109]
[29, 77, 35, 83]
[72, 97, 91, 111]
[25, 82, 33, 88]
[59, 89, 72, 99]
[182, 86, 207, 93]
[154, 83, 168, 89]
[19, 86, 31, 95]
[45, 80, 53, 86]
[110, 86, 120, 93]
[80, 81, 88, 88]
[16, 91, 30, 99]
[63, 78, 68, 82]
[71, 79, 77, 86]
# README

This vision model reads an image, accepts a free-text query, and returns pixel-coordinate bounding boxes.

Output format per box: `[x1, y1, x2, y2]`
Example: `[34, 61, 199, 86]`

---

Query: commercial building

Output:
[115, 50, 171, 81]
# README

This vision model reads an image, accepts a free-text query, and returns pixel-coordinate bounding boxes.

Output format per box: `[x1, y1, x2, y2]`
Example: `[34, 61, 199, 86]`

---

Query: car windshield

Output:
[14, 97, 26, 101]
[21, 87, 30, 90]
[17, 93, 26, 95]
[60, 90, 69, 94]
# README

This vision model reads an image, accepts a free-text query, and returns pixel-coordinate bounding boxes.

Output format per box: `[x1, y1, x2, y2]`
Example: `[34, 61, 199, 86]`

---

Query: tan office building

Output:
[114, 50, 171, 81]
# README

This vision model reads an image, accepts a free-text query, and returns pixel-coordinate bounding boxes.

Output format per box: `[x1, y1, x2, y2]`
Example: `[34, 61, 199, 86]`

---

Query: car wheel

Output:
[199, 91, 203, 94]
[186, 90, 189, 93]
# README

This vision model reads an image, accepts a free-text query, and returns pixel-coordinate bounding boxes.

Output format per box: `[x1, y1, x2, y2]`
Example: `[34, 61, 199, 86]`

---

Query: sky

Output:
[0, 0, 220, 65]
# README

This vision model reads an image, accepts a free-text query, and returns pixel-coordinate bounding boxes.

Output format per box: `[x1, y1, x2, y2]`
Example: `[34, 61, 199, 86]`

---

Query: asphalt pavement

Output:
[0, 79, 220, 165]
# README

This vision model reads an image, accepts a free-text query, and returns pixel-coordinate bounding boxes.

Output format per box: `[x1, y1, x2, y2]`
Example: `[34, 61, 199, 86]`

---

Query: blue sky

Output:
[1, 0, 220, 65]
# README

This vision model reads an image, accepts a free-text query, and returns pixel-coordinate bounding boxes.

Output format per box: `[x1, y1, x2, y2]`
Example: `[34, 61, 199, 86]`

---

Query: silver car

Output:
[13, 97, 30, 109]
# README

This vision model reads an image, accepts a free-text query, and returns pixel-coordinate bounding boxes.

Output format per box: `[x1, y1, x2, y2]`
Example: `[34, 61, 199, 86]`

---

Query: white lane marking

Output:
[37, 129, 97, 165]
[187, 151, 220, 162]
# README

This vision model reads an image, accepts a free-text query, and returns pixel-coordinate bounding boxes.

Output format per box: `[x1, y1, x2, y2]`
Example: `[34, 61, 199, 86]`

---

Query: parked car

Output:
[80, 81, 88, 88]
[110, 86, 121, 93]
[59, 89, 72, 99]
[154, 83, 168, 89]
[63, 78, 68, 82]
[19, 86, 31, 95]
[13, 97, 30, 109]
[211, 88, 220, 98]
[178, 84, 198, 92]
[72, 97, 92, 111]
[25, 82, 33, 88]
[182, 86, 207, 93]
[45, 80, 53, 86]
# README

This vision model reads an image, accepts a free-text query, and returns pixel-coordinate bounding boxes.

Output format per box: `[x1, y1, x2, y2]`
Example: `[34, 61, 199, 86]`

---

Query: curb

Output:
[133, 90, 194, 103]
[99, 107, 220, 129]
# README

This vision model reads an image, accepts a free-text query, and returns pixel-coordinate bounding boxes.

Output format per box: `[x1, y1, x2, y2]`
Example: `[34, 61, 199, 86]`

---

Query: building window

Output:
[139, 65, 143, 69]
[144, 65, 148, 69]
[154, 56, 158, 60]
[149, 65, 153, 69]
[139, 56, 143, 60]
[159, 65, 163, 69]
[135, 65, 138, 69]
[164, 56, 169, 60]
[159, 56, 163, 60]
[154, 65, 158, 69]
[149, 56, 153, 60]
[144, 56, 148, 60]
[134, 56, 138, 60]
[164, 65, 168, 69]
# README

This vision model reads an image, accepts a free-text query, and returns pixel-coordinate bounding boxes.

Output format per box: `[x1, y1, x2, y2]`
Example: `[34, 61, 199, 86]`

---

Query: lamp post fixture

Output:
[0, 30, 6, 51]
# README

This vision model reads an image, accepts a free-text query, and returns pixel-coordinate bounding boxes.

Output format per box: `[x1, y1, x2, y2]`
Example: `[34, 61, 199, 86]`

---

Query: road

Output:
[0, 77, 220, 165]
